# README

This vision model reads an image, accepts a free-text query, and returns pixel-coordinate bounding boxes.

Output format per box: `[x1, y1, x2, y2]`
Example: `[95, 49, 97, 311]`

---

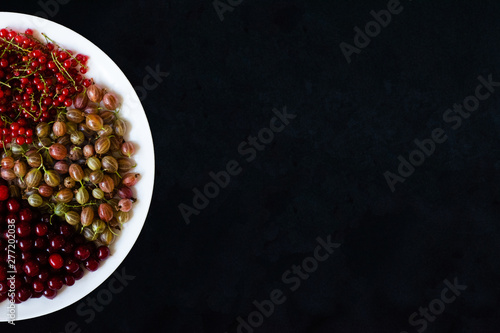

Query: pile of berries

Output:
[0, 28, 140, 304]
[0, 191, 110, 303]
[0, 28, 90, 147]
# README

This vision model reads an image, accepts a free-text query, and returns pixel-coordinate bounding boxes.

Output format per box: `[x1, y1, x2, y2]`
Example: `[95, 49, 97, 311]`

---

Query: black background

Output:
[3, 0, 500, 332]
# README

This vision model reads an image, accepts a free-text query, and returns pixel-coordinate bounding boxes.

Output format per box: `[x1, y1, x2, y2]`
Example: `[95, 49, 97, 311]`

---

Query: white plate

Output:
[0, 12, 155, 321]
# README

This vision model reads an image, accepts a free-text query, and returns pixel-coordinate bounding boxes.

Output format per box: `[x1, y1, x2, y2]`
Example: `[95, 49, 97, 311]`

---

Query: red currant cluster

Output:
[0, 119, 34, 145]
[0, 28, 90, 147]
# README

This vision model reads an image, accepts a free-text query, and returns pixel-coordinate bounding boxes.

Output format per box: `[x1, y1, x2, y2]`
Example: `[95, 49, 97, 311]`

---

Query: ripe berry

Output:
[35, 223, 48, 237]
[74, 245, 90, 261]
[49, 235, 65, 250]
[84, 258, 99, 272]
[34, 237, 48, 249]
[43, 289, 57, 299]
[19, 208, 33, 222]
[73, 268, 84, 280]
[64, 275, 75, 286]
[97, 246, 110, 260]
[38, 269, 50, 282]
[32, 280, 44, 293]
[7, 198, 20, 212]
[47, 276, 64, 290]
[18, 239, 33, 252]
[49, 254, 64, 270]
[23, 260, 40, 277]
[16, 221, 31, 237]
[16, 286, 32, 302]
[64, 259, 80, 274]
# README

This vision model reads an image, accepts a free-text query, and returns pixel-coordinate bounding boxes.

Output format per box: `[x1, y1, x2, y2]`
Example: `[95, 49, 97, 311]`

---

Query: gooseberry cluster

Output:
[2, 81, 140, 244]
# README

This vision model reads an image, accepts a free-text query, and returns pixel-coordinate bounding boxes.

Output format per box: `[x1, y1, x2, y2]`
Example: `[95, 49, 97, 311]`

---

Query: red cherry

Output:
[49, 235, 65, 250]
[35, 223, 48, 237]
[49, 254, 64, 270]
[19, 208, 33, 222]
[64, 259, 80, 274]
[64, 275, 75, 286]
[47, 276, 64, 290]
[38, 269, 50, 282]
[84, 258, 99, 272]
[73, 268, 84, 280]
[74, 245, 90, 261]
[7, 198, 20, 213]
[23, 260, 40, 277]
[43, 289, 57, 299]
[97, 246, 110, 260]
[16, 286, 32, 302]
[32, 280, 44, 293]
[16, 221, 31, 238]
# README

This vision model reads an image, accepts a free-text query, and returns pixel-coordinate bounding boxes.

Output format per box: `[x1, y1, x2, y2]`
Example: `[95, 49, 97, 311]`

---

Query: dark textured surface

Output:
[2, 0, 500, 332]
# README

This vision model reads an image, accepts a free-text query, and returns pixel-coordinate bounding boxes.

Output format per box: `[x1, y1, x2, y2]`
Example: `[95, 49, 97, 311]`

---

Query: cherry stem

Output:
[107, 225, 118, 236]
